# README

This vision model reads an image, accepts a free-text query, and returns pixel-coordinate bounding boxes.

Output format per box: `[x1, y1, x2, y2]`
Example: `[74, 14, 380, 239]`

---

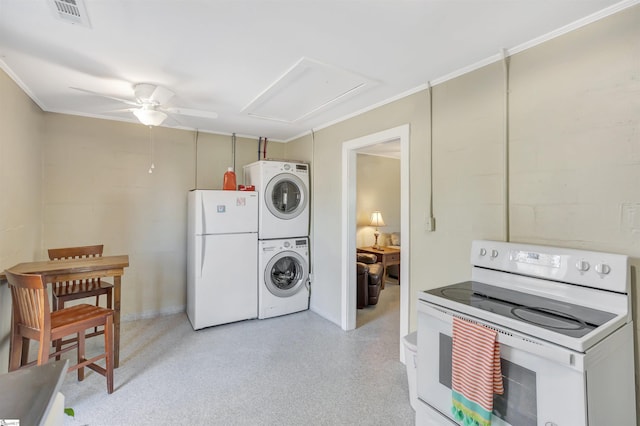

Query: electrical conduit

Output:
[502, 49, 510, 243]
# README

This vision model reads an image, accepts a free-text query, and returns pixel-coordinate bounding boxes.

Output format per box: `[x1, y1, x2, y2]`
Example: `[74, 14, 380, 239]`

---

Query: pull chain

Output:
[148, 125, 155, 174]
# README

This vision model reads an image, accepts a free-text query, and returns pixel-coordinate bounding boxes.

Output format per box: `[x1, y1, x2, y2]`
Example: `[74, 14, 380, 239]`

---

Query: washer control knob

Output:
[284, 241, 291, 248]
[595, 263, 611, 275]
[576, 260, 590, 272]
[490, 249, 499, 259]
[479, 248, 487, 256]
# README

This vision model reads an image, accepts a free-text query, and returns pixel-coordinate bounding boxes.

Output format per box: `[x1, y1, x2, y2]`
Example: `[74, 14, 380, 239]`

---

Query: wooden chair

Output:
[48, 244, 114, 311]
[6, 270, 114, 393]
[48, 244, 114, 353]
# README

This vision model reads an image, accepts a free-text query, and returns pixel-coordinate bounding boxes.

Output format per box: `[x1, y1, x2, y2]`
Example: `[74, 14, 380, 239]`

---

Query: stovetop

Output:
[419, 240, 631, 351]
[424, 281, 616, 339]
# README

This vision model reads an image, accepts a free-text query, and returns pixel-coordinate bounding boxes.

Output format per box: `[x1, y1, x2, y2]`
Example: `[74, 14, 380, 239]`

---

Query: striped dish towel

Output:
[451, 317, 503, 426]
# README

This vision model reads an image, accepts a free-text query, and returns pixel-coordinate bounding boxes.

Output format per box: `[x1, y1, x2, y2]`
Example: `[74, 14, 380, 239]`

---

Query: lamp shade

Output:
[133, 107, 167, 126]
[369, 211, 386, 227]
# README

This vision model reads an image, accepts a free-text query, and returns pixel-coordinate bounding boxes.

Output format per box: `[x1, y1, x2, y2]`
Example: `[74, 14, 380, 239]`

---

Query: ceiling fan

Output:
[71, 83, 218, 126]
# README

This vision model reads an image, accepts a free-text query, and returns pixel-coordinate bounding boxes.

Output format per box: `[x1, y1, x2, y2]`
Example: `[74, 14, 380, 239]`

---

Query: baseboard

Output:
[121, 306, 186, 322]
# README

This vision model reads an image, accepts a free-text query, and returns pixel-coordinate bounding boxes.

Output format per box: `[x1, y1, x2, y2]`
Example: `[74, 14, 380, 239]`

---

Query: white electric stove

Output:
[416, 240, 636, 426]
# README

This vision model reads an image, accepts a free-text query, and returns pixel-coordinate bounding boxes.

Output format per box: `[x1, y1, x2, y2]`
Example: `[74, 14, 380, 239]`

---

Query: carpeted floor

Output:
[60, 281, 413, 425]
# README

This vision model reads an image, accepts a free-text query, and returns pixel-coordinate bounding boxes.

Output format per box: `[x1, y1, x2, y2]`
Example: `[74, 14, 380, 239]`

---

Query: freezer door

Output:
[190, 190, 258, 235]
[188, 232, 258, 329]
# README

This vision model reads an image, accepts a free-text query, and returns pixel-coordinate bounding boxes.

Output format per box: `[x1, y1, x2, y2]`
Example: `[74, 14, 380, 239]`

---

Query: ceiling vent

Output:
[243, 57, 376, 123]
[49, 0, 91, 27]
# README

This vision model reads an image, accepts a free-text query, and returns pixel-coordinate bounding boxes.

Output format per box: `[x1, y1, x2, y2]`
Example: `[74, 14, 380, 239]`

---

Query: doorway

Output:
[341, 125, 410, 357]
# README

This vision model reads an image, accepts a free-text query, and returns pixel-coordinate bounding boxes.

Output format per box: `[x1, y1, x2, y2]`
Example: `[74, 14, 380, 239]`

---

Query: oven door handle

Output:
[420, 303, 579, 368]
[496, 332, 575, 367]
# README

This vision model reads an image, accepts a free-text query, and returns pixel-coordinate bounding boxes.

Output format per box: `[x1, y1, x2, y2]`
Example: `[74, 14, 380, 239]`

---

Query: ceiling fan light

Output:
[133, 108, 167, 126]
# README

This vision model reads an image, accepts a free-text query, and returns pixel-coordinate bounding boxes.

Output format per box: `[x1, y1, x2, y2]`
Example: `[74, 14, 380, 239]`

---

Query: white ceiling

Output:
[0, 0, 630, 142]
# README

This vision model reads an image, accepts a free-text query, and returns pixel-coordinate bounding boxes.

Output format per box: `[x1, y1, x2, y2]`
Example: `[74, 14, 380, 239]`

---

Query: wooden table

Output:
[3, 255, 129, 368]
[357, 246, 400, 289]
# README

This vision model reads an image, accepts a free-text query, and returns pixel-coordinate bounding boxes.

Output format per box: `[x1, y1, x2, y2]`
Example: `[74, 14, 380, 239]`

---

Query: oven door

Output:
[417, 302, 587, 426]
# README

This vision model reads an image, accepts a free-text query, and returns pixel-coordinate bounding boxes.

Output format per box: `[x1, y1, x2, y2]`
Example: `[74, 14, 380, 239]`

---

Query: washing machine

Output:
[258, 237, 310, 319]
[244, 160, 310, 239]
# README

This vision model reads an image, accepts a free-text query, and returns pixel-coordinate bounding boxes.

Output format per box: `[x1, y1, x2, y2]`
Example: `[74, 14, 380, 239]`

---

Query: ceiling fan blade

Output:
[165, 113, 186, 127]
[149, 85, 175, 105]
[164, 107, 218, 119]
[103, 107, 136, 113]
[133, 83, 174, 105]
[70, 87, 139, 107]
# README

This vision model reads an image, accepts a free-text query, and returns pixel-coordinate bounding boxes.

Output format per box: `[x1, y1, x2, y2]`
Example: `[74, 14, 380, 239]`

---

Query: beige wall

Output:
[195, 132, 285, 189]
[0, 69, 45, 373]
[356, 154, 400, 247]
[41, 115, 284, 320]
[287, 3, 640, 403]
[42, 116, 195, 318]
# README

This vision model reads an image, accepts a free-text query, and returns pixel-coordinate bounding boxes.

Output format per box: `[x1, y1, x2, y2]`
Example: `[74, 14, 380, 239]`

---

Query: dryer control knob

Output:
[490, 249, 499, 259]
[595, 263, 611, 275]
[284, 241, 291, 248]
[479, 248, 487, 256]
[576, 260, 590, 272]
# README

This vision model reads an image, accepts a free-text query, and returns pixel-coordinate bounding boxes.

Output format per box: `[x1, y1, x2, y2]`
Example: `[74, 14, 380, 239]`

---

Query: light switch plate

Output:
[621, 203, 640, 231]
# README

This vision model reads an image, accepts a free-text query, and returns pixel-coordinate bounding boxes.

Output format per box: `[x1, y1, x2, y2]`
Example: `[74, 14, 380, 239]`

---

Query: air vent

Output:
[49, 0, 91, 27]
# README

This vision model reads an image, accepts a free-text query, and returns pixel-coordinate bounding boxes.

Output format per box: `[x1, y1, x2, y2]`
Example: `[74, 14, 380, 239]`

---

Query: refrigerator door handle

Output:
[199, 236, 206, 278]
[200, 196, 207, 235]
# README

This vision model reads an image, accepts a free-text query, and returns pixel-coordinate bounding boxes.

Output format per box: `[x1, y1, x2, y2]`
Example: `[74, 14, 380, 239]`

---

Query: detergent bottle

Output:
[223, 167, 237, 190]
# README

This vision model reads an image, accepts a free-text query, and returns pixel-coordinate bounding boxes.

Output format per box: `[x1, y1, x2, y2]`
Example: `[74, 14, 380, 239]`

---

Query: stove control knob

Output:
[479, 248, 487, 256]
[490, 249, 499, 259]
[575, 260, 590, 272]
[595, 263, 611, 275]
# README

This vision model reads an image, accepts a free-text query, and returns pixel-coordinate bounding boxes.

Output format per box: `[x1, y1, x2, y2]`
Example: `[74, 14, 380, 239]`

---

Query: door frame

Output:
[340, 124, 410, 347]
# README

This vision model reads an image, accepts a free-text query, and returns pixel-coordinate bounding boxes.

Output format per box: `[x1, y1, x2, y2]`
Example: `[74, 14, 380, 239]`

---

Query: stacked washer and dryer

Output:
[244, 160, 311, 319]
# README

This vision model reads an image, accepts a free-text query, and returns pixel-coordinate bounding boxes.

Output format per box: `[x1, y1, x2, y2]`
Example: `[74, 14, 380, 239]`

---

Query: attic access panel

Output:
[243, 57, 376, 123]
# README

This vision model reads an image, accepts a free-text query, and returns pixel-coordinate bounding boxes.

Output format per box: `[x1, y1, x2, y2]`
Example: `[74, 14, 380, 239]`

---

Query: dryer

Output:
[244, 160, 309, 239]
[258, 237, 310, 319]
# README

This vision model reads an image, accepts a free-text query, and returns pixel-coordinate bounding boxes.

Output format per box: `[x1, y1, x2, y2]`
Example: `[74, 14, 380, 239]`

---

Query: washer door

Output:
[264, 173, 308, 220]
[264, 251, 309, 297]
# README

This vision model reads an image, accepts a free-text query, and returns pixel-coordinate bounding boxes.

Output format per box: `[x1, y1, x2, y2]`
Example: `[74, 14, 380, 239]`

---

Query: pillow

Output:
[378, 232, 390, 246]
[390, 232, 400, 246]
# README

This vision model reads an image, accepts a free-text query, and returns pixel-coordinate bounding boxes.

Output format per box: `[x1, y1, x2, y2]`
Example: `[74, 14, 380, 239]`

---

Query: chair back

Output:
[48, 244, 104, 260]
[5, 270, 51, 338]
[48, 244, 105, 290]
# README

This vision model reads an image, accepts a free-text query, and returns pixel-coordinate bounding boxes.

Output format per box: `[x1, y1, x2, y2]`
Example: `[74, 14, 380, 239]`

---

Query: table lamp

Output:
[370, 211, 386, 250]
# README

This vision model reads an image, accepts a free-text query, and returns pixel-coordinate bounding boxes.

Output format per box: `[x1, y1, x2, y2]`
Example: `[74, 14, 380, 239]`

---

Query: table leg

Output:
[381, 262, 386, 289]
[113, 275, 121, 368]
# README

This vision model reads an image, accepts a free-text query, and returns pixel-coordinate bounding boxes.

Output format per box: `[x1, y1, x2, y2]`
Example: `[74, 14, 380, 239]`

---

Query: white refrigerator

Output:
[187, 190, 258, 330]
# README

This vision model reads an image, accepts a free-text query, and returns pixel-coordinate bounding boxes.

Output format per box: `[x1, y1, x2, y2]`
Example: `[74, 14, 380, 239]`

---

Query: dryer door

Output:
[264, 173, 308, 220]
[264, 251, 309, 297]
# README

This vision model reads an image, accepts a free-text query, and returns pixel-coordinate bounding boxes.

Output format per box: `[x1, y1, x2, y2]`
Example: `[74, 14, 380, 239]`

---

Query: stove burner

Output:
[441, 287, 489, 302]
[425, 281, 616, 339]
[510, 306, 588, 331]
